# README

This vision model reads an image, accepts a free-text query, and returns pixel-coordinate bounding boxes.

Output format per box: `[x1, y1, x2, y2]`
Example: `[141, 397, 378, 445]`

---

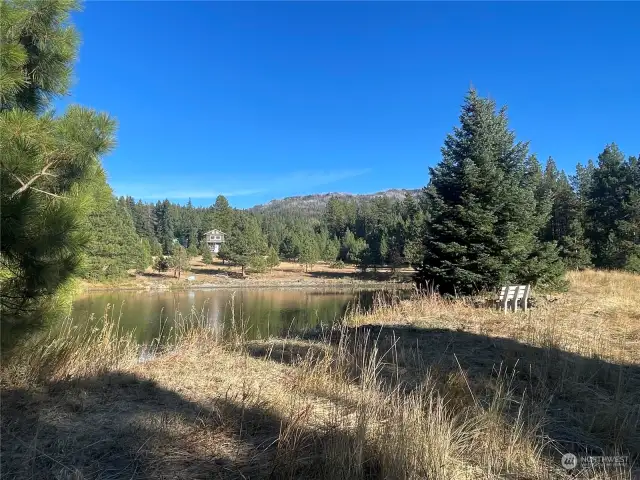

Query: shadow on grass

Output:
[249, 324, 640, 464]
[305, 269, 411, 282]
[1, 371, 374, 479]
[3, 326, 638, 478]
[138, 272, 170, 279]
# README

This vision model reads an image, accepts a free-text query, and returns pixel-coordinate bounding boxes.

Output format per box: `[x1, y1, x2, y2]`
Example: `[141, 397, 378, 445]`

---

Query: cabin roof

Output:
[204, 229, 226, 235]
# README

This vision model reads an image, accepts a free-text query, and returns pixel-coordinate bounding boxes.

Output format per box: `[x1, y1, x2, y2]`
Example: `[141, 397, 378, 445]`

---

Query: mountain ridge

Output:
[250, 188, 421, 216]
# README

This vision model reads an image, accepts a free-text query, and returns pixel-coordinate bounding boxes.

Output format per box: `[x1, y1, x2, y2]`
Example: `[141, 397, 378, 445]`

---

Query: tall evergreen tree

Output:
[415, 90, 563, 294]
[83, 171, 150, 280]
[299, 237, 319, 272]
[0, 0, 117, 345]
[211, 195, 233, 233]
[540, 158, 591, 269]
[154, 200, 174, 254]
[586, 145, 640, 270]
[225, 212, 267, 275]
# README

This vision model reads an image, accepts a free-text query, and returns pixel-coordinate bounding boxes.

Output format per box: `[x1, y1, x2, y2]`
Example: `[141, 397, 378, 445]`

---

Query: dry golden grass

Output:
[2, 270, 638, 479]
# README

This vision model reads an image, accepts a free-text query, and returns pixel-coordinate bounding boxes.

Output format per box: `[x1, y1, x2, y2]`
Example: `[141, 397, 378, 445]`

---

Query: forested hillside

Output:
[250, 189, 419, 217]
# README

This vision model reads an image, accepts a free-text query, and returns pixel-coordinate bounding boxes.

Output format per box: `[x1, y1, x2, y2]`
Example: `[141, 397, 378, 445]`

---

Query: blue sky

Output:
[60, 2, 639, 208]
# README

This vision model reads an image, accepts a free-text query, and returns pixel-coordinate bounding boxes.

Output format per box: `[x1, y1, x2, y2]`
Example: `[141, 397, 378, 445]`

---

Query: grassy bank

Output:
[2, 270, 639, 479]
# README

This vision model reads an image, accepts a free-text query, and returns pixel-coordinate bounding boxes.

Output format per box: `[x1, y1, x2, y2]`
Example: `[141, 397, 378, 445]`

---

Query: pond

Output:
[72, 288, 397, 346]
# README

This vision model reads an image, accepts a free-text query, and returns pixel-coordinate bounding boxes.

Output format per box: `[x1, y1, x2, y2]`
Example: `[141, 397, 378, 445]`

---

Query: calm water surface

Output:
[72, 288, 389, 345]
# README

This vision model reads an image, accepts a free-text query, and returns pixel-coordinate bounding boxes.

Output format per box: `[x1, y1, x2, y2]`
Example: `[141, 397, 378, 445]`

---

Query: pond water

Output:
[72, 288, 394, 346]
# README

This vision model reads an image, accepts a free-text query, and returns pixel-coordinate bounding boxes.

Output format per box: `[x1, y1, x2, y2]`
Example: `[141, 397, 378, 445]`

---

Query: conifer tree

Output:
[0, 0, 117, 344]
[586, 145, 640, 270]
[415, 90, 563, 294]
[541, 158, 591, 269]
[169, 245, 189, 279]
[83, 171, 149, 280]
[266, 246, 280, 271]
[211, 195, 233, 233]
[154, 200, 174, 254]
[323, 237, 341, 262]
[201, 246, 214, 265]
[226, 213, 267, 275]
[299, 237, 319, 272]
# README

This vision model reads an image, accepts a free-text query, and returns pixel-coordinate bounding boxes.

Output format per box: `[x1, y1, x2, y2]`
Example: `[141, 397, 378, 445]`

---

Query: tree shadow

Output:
[305, 270, 410, 282]
[1, 371, 374, 479]
[4, 326, 638, 478]
[193, 267, 230, 276]
[138, 271, 170, 279]
[249, 324, 640, 464]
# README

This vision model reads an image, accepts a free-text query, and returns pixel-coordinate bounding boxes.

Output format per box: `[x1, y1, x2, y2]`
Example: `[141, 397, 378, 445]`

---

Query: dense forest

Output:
[1, 0, 639, 346]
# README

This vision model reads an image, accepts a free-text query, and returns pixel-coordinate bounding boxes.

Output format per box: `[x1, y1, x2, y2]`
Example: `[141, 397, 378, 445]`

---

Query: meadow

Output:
[2, 270, 639, 479]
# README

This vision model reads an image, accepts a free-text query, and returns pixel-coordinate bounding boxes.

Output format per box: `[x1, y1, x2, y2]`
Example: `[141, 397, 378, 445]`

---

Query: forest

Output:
[117, 125, 639, 294]
[1, 0, 639, 344]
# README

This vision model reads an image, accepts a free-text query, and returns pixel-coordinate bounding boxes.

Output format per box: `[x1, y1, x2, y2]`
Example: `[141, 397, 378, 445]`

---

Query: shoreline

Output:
[82, 281, 413, 292]
[80, 258, 416, 292]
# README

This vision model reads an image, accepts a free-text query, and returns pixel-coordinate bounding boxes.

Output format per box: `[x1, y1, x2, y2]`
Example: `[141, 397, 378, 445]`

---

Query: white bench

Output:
[497, 285, 531, 313]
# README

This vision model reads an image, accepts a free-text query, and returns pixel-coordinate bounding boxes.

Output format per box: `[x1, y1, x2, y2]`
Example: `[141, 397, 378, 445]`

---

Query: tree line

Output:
[1, 0, 638, 348]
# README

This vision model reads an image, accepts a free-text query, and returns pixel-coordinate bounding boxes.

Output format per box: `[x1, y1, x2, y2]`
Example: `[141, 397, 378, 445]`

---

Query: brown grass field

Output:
[2, 270, 639, 479]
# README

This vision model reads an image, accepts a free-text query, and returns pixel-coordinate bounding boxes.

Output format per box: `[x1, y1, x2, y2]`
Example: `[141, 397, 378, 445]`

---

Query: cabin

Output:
[204, 229, 226, 253]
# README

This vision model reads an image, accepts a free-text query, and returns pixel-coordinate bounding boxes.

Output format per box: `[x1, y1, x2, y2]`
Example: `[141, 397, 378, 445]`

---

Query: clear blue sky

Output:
[60, 2, 639, 208]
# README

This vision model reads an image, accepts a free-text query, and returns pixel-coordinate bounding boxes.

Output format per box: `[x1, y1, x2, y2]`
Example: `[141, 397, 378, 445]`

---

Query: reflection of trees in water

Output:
[72, 289, 406, 345]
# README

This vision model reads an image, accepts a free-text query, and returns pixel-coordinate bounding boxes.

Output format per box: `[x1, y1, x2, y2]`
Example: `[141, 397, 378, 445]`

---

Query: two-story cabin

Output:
[204, 229, 226, 253]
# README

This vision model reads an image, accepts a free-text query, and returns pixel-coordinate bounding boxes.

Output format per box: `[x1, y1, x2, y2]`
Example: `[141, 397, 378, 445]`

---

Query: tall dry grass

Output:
[2, 270, 638, 479]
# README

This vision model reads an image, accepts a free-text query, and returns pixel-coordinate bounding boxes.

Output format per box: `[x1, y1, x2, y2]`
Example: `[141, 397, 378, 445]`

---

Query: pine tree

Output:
[279, 234, 300, 260]
[1, 0, 117, 345]
[154, 255, 169, 272]
[323, 237, 340, 262]
[83, 171, 150, 280]
[201, 246, 214, 265]
[211, 195, 233, 233]
[341, 228, 367, 264]
[154, 200, 174, 254]
[586, 145, 640, 270]
[299, 237, 319, 272]
[169, 245, 189, 279]
[266, 246, 280, 271]
[226, 213, 267, 275]
[415, 90, 563, 294]
[379, 234, 389, 266]
[541, 158, 591, 269]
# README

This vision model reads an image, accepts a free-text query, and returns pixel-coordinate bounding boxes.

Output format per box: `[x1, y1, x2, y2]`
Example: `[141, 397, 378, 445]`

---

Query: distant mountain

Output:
[250, 188, 421, 216]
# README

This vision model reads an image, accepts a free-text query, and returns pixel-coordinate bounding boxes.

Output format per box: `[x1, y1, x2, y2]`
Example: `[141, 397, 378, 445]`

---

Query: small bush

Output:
[330, 260, 346, 269]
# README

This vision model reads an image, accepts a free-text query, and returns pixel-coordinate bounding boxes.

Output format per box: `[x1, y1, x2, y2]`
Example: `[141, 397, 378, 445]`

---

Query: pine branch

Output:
[9, 159, 58, 198]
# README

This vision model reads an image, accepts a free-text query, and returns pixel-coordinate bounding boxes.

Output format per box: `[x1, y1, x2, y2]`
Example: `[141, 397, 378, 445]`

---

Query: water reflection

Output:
[72, 288, 394, 345]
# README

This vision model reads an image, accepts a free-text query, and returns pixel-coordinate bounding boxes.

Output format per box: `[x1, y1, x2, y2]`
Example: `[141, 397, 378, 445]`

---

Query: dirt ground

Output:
[83, 257, 415, 291]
